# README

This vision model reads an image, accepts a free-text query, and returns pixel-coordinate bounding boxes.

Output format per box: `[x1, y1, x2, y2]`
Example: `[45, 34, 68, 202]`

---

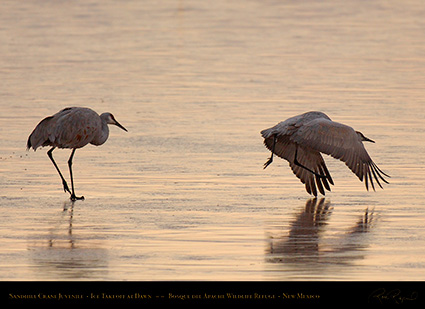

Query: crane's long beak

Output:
[357, 131, 375, 143]
[364, 136, 375, 143]
[114, 120, 128, 132]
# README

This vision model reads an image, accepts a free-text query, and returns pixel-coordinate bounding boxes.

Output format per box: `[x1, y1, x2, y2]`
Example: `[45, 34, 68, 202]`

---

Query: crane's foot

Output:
[263, 156, 273, 169]
[70, 194, 85, 201]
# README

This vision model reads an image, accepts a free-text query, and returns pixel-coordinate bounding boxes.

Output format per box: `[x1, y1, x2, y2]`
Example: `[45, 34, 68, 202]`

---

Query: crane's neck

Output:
[91, 116, 110, 146]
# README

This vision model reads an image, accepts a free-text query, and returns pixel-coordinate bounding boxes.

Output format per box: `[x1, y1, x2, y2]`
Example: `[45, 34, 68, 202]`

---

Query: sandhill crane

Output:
[261, 111, 389, 196]
[27, 107, 128, 200]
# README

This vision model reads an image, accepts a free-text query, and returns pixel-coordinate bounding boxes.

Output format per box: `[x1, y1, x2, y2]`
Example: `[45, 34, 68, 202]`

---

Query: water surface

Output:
[1, 0, 424, 280]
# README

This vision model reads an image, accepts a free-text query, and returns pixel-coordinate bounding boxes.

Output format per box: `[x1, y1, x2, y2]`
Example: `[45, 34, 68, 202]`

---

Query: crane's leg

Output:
[263, 135, 277, 169]
[294, 145, 326, 178]
[68, 149, 84, 201]
[47, 147, 71, 195]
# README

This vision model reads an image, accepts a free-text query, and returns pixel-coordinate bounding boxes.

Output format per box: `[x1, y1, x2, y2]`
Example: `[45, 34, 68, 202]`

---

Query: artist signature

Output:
[368, 288, 418, 304]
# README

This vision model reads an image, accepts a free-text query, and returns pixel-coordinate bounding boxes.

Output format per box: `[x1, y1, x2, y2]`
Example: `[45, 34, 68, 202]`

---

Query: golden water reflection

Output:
[28, 201, 109, 280]
[1, 0, 424, 280]
[267, 198, 376, 272]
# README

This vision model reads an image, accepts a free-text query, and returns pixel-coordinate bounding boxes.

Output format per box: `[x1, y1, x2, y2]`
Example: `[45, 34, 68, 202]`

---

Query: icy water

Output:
[1, 0, 425, 281]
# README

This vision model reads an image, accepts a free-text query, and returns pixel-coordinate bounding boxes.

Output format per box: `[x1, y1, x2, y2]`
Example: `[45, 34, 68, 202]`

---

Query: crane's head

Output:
[102, 113, 128, 132]
[356, 131, 374, 143]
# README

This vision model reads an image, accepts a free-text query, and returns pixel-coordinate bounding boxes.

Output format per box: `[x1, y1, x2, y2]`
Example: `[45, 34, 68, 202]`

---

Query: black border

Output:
[2, 281, 424, 306]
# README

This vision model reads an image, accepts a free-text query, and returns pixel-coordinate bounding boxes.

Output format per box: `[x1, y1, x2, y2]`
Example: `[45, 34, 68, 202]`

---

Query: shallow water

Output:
[1, 0, 425, 280]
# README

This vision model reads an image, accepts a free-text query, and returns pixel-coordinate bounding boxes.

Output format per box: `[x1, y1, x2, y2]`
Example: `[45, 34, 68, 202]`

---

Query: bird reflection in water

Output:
[29, 200, 108, 279]
[46, 200, 75, 248]
[267, 198, 376, 268]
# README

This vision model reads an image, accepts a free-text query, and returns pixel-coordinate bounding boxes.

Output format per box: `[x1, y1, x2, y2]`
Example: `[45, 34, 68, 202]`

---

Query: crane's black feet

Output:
[263, 156, 273, 169]
[70, 194, 85, 201]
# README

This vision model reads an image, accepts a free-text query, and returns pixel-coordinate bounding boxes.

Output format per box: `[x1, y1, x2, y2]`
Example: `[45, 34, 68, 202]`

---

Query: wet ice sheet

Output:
[1, 0, 425, 280]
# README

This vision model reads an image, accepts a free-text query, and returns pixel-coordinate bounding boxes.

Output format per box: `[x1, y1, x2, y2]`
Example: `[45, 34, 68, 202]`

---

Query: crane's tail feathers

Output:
[26, 135, 32, 151]
[27, 115, 54, 151]
[260, 128, 274, 139]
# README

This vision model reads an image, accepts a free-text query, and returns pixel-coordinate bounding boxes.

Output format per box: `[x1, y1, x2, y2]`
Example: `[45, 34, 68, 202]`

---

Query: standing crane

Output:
[27, 107, 128, 200]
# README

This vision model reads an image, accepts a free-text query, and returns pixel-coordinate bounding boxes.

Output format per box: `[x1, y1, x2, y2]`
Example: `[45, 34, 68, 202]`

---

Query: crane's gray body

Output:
[261, 111, 389, 196]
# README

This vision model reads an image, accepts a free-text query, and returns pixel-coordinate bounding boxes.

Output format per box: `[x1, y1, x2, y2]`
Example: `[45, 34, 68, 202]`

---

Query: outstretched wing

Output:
[290, 118, 389, 190]
[264, 135, 334, 196]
